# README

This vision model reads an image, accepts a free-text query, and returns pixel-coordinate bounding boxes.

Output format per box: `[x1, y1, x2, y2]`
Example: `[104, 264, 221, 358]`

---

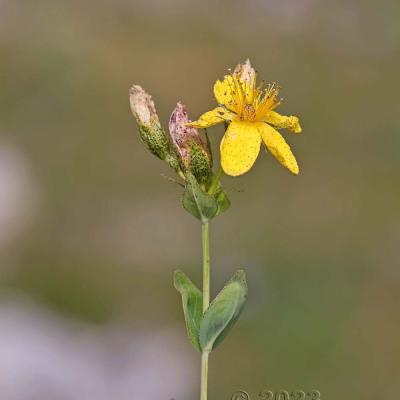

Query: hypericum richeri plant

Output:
[129, 59, 302, 400]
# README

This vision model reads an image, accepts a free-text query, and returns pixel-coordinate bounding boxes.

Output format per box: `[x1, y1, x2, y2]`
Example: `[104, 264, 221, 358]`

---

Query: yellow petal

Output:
[264, 110, 302, 133]
[187, 107, 233, 128]
[258, 123, 299, 175]
[220, 121, 261, 176]
[213, 75, 238, 111]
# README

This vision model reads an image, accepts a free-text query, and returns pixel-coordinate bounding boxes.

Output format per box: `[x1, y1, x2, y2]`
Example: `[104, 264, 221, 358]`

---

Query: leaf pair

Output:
[182, 173, 230, 222]
[174, 269, 247, 353]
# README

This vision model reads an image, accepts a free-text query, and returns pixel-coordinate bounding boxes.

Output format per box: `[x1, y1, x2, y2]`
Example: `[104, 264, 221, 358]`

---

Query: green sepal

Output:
[138, 123, 170, 160]
[203, 128, 213, 168]
[187, 139, 212, 184]
[174, 270, 203, 352]
[182, 173, 218, 222]
[199, 270, 247, 352]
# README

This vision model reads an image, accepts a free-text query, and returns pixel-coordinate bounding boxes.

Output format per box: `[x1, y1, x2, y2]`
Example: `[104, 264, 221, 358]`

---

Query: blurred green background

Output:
[1, 0, 399, 398]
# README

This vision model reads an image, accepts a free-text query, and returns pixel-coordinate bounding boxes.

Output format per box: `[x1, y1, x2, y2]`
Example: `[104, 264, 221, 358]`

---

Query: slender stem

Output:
[202, 221, 210, 311]
[200, 352, 209, 400]
[201, 221, 210, 400]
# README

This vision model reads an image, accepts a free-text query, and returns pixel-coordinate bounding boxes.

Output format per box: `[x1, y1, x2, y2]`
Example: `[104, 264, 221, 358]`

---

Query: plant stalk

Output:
[202, 221, 210, 311]
[201, 221, 210, 400]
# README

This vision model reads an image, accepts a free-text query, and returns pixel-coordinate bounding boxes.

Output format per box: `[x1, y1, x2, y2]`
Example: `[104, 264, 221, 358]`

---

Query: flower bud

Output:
[169, 102, 211, 183]
[233, 59, 256, 85]
[129, 85, 170, 161]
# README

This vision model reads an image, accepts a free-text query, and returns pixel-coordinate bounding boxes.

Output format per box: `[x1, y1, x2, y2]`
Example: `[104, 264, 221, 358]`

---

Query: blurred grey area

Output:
[0, 296, 195, 400]
[0, 0, 399, 399]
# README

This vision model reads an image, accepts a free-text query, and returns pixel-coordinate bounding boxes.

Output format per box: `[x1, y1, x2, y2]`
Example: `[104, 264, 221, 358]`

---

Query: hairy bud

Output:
[169, 102, 211, 183]
[129, 85, 170, 161]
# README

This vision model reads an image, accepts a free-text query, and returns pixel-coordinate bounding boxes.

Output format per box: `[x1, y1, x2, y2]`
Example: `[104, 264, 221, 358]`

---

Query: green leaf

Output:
[215, 187, 231, 216]
[182, 173, 218, 221]
[199, 270, 247, 352]
[174, 270, 203, 352]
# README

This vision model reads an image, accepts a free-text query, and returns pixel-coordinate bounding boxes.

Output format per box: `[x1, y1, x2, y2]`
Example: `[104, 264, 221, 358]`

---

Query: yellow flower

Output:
[188, 60, 302, 176]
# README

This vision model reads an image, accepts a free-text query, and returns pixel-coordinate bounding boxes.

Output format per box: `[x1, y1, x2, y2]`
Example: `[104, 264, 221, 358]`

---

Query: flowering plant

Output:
[129, 60, 302, 400]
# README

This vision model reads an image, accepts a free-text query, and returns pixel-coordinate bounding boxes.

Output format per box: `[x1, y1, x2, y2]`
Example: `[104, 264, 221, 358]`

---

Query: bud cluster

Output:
[129, 85, 211, 184]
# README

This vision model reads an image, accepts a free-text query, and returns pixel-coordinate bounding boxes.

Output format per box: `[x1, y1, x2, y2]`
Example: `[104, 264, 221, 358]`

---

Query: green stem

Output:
[200, 352, 209, 400]
[201, 221, 210, 400]
[202, 221, 210, 311]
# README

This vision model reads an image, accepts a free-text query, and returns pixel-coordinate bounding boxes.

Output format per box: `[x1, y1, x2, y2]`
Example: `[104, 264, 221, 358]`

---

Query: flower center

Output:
[228, 77, 281, 122]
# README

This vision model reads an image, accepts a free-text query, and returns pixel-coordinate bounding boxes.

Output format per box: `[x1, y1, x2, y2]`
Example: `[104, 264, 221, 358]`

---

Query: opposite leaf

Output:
[207, 173, 231, 216]
[182, 173, 218, 221]
[174, 270, 203, 352]
[199, 270, 247, 353]
[215, 186, 231, 216]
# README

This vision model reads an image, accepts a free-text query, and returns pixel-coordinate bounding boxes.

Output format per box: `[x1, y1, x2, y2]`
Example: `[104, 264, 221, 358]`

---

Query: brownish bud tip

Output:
[233, 59, 256, 84]
[129, 85, 160, 127]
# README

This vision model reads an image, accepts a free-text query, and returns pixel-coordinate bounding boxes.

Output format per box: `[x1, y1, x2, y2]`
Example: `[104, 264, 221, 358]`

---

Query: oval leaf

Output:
[199, 270, 247, 352]
[215, 187, 231, 216]
[174, 270, 203, 352]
